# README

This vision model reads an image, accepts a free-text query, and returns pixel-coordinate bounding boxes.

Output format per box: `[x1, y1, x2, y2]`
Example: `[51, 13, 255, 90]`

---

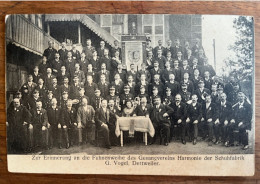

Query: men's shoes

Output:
[164, 142, 169, 146]
[208, 141, 213, 146]
[66, 143, 70, 149]
[243, 145, 249, 150]
[182, 139, 186, 145]
[193, 139, 197, 145]
[214, 140, 220, 145]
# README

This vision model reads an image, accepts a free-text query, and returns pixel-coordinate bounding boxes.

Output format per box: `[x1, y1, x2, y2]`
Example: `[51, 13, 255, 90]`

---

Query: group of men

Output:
[7, 38, 252, 154]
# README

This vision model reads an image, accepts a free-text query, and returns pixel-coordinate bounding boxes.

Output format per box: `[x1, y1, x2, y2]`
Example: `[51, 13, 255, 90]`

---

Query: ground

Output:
[37, 136, 254, 155]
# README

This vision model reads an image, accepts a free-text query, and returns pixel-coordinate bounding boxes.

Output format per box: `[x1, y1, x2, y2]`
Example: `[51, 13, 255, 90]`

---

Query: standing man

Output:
[95, 99, 117, 149]
[7, 98, 32, 153]
[150, 97, 174, 146]
[77, 97, 96, 145]
[186, 94, 202, 145]
[171, 94, 187, 144]
[43, 40, 57, 64]
[58, 42, 68, 62]
[83, 39, 95, 60]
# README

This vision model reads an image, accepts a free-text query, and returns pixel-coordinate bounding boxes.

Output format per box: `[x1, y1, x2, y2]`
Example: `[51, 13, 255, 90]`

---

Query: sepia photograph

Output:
[5, 14, 254, 175]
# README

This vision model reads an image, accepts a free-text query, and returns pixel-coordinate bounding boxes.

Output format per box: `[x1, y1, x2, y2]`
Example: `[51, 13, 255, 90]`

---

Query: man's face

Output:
[28, 76, 33, 82]
[175, 95, 181, 102]
[13, 99, 20, 108]
[101, 75, 105, 82]
[154, 98, 161, 105]
[183, 60, 188, 66]
[167, 40, 172, 46]
[73, 77, 79, 83]
[169, 74, 175, 81]
[86, 40, 91, 46]
[154, 62, 159, 67]
[43, 57, 47, 63]
[62, 93, 68, 100]
[153, 89, 158, 95]
[220, 93, 226, 102]
[126, 101, 132, 108]
[95, 91, 101, 97]
[79, 89, 85, 96]
[166, 90, 171, 96]
[55, 53, 60, 60]
[140, 74, 146, 81]
[82, 98, 88, 106]
[47, 68, 52, 74]
[101, 64, 106, 70]
[175, 39, 180, 46]
[167, 52, 171, 58]
[130, 65, 135, 70]
[61, 42, 66, 48]
[205, 96, 211, 103]
[68, 52, 72, 58]
[104, 49, 109, 56]
[148, 51, 153, 57]
[38, 79, 44, 85]
[158, 50, 162, 56]
[51, 98, 57, 106]
[158, 40, 162, 46]
[211, 85, 217, 92]
[193, 59, 198, 65]
[101, 100, 107, 108]
[33, 92, 39, 99]
[184, 73, 189, 80]
[199, 49, 204, 55]
[115, 51, 119, 57]
[165, 62, 170, 68]
[118, 64, 122, 70]
[110, 89, 115, 95]
[47, 93, 53, 99]
[67, 101, 72, 108]
[48, 41, 53, 48]
[87, 64, 93, 70]
[199, 82, 204, 88]
[61, 66, 66, 73]
[108, 100, 114, 107]
[114, 74, 120, 80]
[36, 102, 42, 109]
[204, 72, 210, 78]
[52, 78, 57, 85]
[192, 95, 198, 103]
[75, 64, 80, 70]
[124, 88, 130, 94]
[238, 94, 244, 102]
[100, 41, 105, 48]
[114, 41, 119, 47]
[81, 53, 86, 59]
[177, 52, 182, 58]
[128, 76, 133, 83]
[174, 61, 179, 67]
[194, 70, 199, 76]
[34, 67, 39, 72]
[234, 85, 239, 91]
[140, 87, 145, 94]
[87, 76, 93, 83]
[93, 51, 97, 57]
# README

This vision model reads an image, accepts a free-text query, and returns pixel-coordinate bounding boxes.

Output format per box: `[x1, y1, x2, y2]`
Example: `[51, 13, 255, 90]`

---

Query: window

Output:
[142, 14, 164, 47]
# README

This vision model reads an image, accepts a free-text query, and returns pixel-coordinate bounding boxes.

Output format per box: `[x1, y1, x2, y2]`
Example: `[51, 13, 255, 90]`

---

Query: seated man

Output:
[150, 97, 174, 146]
[95, 99, 117, 149]
[77, 97, 96, 146]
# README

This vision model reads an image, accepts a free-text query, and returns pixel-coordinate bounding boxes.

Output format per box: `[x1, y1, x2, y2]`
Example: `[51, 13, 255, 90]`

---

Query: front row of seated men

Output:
[7, 90, 252, 153]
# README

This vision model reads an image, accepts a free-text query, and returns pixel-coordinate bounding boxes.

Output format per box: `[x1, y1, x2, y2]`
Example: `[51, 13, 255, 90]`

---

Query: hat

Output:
[47, 90, 53, 94]
[153, 86, 158, 90]
[21, 85, 28, 90]
[62, 91, 68, 95]
[124, 85, 130, 89]
[198, 80, 204, 84]
[33, 90, 39, 94]
[181, 83, 187, 87]
[166, 87, 171, 92]
[110, 86, 115, 90]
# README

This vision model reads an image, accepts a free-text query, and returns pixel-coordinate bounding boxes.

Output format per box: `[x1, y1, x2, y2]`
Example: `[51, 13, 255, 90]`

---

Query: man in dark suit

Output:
[77, 97, 96, 145]
[133, 96, 152, 117]
[171, 94, 187, 144]
[100, 48, 111, 71]
[51, 52, 63, 77]
[97, 63, 110, 83]
[150, 97, 174, 146]
[229, 92, 252, 150]
[201, 95, 218, 146]
[61, 100, 78, 147]
[97, 40, 108, 58]
[47, 98, 64, 149]
[194, 80, 211, 103]
[215, 92, 232, 145]
[95, 99, 117, 149]
[64, 52, 76, 79]
[7, 98, 32, 153]
[43, 40, 57, 64]
[30, 100, 48, 150]
[172, 38, 183, 59]
[155, 49, 167, 70]
[186, 94, 202, 145]
[98, 74, 110, 98]
[153, 40, 165, 58]
[28, 89, 41, 110]
[164, 39, 174, 57]
[58, 42, 68, 62]
[71, 44, 81, 63]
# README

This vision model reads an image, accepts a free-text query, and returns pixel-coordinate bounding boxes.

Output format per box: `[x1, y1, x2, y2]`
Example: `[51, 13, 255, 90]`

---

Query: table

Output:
[115, 116, 155, 146]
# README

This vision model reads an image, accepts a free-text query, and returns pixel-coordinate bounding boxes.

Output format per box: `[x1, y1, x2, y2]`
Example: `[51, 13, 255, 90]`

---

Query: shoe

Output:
[214, 140, 219, 145]
[243, 145, 249, 150]
[208, 141, 213, 146]
[182, 139, 186, 145]
[164, 142, 169, 146]
[193, 139, 197, 145]
[224, 141, 229, 147]
[66, 143, 70, 149]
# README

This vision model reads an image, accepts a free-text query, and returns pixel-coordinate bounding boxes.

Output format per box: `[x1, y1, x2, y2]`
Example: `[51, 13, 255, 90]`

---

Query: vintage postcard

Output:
[5, 14, 254, 176]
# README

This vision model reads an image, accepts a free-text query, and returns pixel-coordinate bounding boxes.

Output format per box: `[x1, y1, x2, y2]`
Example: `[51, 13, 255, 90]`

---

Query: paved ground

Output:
[37, 136, 254, 155]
